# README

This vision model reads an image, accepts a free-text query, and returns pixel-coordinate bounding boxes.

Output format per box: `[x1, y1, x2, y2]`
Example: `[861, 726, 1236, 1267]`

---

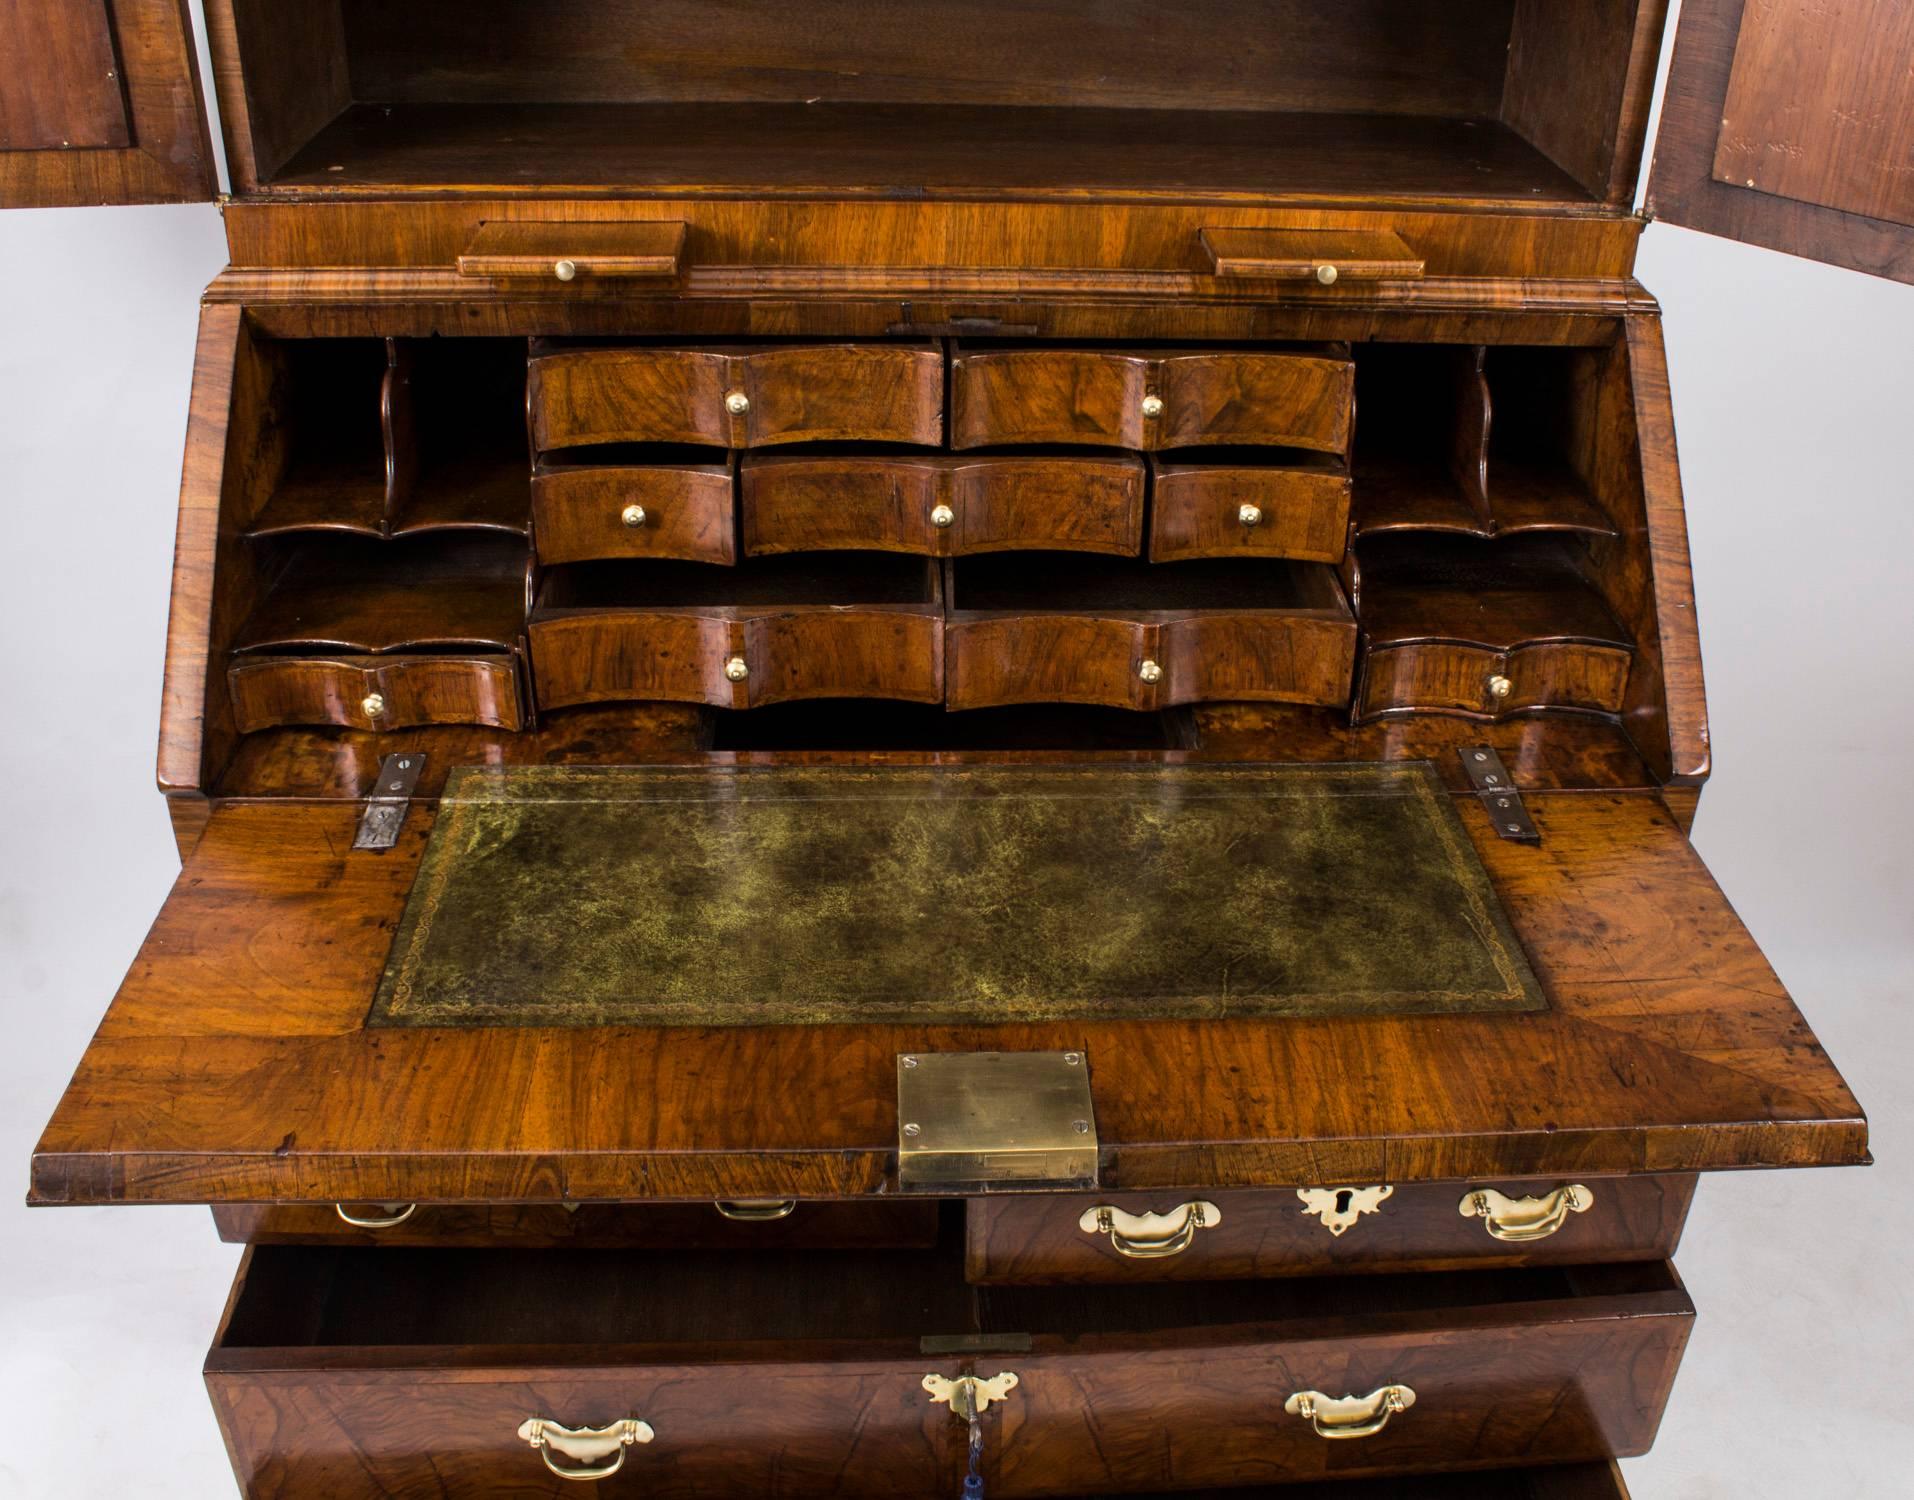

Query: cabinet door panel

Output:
[0, 0, 215, 207]
[1650, 0, 1914, 281]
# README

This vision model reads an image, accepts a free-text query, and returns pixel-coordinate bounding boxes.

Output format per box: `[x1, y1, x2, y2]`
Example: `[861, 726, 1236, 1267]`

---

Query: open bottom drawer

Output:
[206, 1246, 1691, 1498]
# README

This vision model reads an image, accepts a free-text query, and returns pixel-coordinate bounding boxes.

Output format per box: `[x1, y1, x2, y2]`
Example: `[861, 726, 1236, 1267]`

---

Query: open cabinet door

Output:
[1649, 0, 1914, 281]
[0, 0, 215, 207]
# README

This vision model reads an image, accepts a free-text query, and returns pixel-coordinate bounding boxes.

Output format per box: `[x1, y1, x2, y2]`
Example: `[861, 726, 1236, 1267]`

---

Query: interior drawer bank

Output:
[528, 341, 945, 451]
[206, 1246, 1691, 1498]
[951, 343, 1355, 453]
[969, 1175, 1698, 1284]
[529, 554, 944, 709]
[215, 1199, 939, 1249]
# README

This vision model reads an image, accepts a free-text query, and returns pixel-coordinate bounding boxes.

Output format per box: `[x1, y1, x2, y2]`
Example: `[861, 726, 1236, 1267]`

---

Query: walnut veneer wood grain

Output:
[528, 343, 943, 451]
[530, 557, 945, 710]
[203, 1248, 1690, 1498]
[227, 655, 525, 734]
[30, 789, 1865, 1204]
[533, 456, 738, 565]
[966, 1175, 1697, 1284]
[952, 345, 1354, 454]
[1149, 457, 1352, 563]
[213, 1200, 938, 1250]
[945, 557, 1356, 711]
[1358, 643, 1633, 724]
[742, 454, 1146, 559]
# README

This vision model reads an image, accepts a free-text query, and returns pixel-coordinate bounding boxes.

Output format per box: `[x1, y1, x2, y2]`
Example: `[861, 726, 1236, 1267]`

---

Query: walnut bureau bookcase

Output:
[12, 2, 1903, 1496]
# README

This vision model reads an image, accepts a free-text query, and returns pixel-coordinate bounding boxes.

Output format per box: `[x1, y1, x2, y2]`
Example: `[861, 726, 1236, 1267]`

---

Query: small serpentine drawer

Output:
[951, 343, 1355, 453]
[528, 341, 945, 451]
[226, 654, 524, 733]
[965, 1175, 1698, 1284]
[532, 456, 738, 565]
[206, 1245, 1691, 1497]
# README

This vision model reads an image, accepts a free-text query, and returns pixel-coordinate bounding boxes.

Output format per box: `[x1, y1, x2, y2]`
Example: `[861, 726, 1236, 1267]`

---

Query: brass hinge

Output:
[353, 751, 427, 850]
[923, 1372, 1020, 1419]
[1457, 746, 1540, 844]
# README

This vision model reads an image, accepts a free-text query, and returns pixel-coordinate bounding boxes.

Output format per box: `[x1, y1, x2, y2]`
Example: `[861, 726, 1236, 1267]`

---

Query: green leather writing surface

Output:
[370, 763, 1543, 1028]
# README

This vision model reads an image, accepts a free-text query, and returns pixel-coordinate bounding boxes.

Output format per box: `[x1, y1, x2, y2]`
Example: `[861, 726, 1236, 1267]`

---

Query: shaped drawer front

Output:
[952, 347, 1354, 453]
[530, 556, 944, 709]
[1358, 641, 1632, 722]
[1150, 459, 1352, 563]
[215, 1200, 940, 1250]
[967, 1176, 1698, 1284]
[533, 459, 737, 565]
[207, 1248, 1690, 1498]
[228, 655, 523, 733]
[741, 454, 1145, 558]
[529, 343, 944, 451]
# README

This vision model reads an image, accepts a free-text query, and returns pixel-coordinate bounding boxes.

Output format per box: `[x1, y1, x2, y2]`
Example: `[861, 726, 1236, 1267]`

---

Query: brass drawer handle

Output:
[724, 655, 750, 683]
[1285, 1385, 1415, 1440]
[930, 502, 956, 529]
[333, 1202, 417, 1229]
[621, 503, 647, 528]
[518, 1417, 653, 1482]
[1487, 673, 1514, 700]
[1461, 1184, 1592, 1242]
[1078, 1201, 1220, 1259]
[714, 1198, 797, 1222]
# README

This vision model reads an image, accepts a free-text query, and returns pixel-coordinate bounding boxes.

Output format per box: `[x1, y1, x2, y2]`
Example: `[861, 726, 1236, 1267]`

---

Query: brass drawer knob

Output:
[1461, 1184, 1592, 1242]
[1137, 659, 1163, 684]
[1285, 1385, 1415, 1440]
[714, 1198, 797, 1222]
[1079, 1201, 1220, 1259]
[553, 259, 578, 282]
[334, 1202, 417, 1229]
[360, 692, 386, 719]
[518, 1417, 654, 1482]
[1140, 393, 1165, 419]
[620, 503, 647, 529]
[1487, 673, 1514, 700]
[1238, 503, 1264, 528]
[1316, 263, 1340, 286]
[725, 390, 751, 415]
[724, 655, 750, 683]
[930, 503, 956, 529]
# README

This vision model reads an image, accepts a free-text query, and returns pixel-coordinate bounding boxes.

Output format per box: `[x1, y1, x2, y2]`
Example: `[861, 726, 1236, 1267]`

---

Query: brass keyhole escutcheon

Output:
[621, 503, 646, 528]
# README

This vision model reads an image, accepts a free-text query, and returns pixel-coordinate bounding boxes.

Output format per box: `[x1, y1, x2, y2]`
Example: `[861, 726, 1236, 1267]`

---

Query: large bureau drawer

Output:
[205, 1246, 1690, 1498]
[967, 1176, 1698, 1284]
[214, 1200, 940, 1250]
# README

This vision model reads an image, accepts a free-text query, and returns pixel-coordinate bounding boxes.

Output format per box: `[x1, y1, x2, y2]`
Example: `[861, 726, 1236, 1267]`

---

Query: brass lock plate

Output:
[897, 1051, 1098, 1193]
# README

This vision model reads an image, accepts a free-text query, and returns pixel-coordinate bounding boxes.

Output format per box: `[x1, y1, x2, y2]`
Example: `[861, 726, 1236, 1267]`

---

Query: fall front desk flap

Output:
[369, 762, 1541, 1028]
